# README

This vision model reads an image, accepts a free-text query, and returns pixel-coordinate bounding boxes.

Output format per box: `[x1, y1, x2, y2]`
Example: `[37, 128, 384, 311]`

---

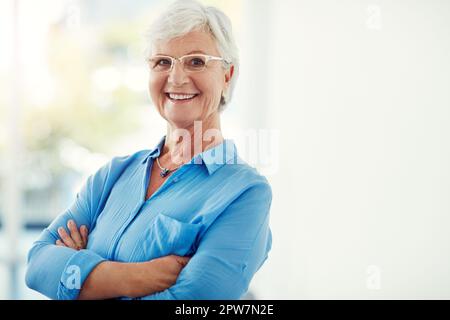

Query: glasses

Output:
[147, 54, 230, 73]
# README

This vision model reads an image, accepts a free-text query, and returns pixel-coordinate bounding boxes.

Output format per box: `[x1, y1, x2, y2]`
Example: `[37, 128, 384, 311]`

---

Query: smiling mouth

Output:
[165, 93, 199, 102]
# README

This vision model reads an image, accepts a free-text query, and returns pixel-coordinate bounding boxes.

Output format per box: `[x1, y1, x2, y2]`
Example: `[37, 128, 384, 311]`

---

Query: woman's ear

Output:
[224, 65, 234, 86]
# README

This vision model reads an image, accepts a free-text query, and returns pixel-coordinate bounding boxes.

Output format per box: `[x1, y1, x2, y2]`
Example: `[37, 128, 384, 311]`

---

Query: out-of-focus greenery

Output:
[16, 18, 149, 222]
[23, 21, 145, 155]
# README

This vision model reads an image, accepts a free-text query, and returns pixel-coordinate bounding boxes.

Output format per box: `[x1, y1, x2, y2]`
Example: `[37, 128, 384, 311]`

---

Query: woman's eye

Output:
[189, 57, 205, 66]
[157, 59, 171, 66]
[150, 58, 172, 70]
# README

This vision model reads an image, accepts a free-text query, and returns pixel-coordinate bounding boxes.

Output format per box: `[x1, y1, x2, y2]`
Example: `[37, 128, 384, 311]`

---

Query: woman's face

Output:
[149, 30, 234, 128]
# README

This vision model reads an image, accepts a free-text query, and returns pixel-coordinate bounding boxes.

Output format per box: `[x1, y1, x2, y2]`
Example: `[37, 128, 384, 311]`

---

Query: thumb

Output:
[177, 256, 191, 267]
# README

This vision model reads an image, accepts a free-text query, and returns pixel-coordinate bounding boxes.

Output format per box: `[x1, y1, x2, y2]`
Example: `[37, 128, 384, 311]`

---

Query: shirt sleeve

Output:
[136, 181, 273, 300]
[25, 160, 113, 300]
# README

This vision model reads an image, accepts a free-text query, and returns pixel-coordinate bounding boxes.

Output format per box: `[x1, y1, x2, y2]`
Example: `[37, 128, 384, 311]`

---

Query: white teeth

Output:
[168, 93, 196, 100]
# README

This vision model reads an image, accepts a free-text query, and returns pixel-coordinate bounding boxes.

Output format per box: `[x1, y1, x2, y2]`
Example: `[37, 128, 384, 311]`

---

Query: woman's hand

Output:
[56, 219, 89, 250]
[78, 254, 191, 299]
[54, 220, 189, 299]
[148, 255, 191, 292]
[126, 255, 191, 298]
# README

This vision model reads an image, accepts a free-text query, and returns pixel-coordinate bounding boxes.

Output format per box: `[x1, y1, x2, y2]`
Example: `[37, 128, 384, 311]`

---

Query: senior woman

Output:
[26, 0, 272, 300]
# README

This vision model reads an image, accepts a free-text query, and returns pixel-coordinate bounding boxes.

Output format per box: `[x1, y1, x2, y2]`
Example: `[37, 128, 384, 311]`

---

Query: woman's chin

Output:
[163, 107, 198, 127]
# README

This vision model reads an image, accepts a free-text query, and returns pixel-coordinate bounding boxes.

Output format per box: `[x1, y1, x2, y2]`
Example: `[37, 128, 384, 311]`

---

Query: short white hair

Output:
[144, 0, 239, 111]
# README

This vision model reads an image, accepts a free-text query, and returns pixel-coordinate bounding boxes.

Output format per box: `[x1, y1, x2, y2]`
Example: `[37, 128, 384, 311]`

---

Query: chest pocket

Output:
[143, 213, 202, 259]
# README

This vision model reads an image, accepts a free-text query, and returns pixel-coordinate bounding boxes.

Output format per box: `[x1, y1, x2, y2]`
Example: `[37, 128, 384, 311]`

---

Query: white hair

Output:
[144, 0, 239, 111]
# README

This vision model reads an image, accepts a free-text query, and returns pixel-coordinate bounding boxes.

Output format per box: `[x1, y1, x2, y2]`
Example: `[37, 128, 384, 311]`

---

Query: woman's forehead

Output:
[152, 30, 219, 56]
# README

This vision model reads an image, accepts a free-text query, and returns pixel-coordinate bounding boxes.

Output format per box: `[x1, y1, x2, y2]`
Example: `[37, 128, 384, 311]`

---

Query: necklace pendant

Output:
[160, 168, 170, 178]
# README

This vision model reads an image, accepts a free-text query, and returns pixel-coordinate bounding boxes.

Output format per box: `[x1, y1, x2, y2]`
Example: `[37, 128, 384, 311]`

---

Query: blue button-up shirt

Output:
[25, 138, 272, 300]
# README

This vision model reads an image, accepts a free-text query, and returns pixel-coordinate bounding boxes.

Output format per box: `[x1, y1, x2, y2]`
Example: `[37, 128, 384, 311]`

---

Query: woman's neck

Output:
[162, 113, 224, 165]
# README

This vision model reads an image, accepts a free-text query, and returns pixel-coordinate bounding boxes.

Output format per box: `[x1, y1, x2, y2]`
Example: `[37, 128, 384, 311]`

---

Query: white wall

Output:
[245, 0, 450, 299]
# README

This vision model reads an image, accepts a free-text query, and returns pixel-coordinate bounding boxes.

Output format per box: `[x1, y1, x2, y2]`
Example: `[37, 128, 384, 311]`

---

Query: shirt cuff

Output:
[57, 249, 106, 300]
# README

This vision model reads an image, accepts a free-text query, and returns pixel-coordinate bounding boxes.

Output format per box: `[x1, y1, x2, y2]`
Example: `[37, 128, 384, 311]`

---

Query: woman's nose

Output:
[167, 62, 189, 86]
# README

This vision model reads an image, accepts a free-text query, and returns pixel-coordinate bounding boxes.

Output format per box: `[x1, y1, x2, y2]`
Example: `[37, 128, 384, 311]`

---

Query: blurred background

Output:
[0, 0, 449, 299]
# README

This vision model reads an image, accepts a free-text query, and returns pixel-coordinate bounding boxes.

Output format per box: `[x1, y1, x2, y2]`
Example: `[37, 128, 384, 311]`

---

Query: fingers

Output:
[80, 225, 88, 245]
[175, 256, 191, 267]
[55, 239, 66, 247]
[57, 226, 77, 249]
[67, 220, 84, 250]
[56, 220, 89, 250]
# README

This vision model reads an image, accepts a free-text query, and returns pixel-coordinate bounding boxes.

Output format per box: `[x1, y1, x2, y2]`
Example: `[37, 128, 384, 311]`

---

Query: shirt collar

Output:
[190, 139, 238, 175]
[141, 136, 165, 164]
[142, 136, 239, 175]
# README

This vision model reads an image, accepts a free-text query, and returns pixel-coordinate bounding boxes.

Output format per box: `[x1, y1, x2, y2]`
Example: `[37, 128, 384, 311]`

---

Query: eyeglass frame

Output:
[147, 53, 231, 73]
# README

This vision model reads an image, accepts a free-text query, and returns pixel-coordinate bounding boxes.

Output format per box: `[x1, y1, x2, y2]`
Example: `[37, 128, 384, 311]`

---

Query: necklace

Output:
[155, 157, 181, 178]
